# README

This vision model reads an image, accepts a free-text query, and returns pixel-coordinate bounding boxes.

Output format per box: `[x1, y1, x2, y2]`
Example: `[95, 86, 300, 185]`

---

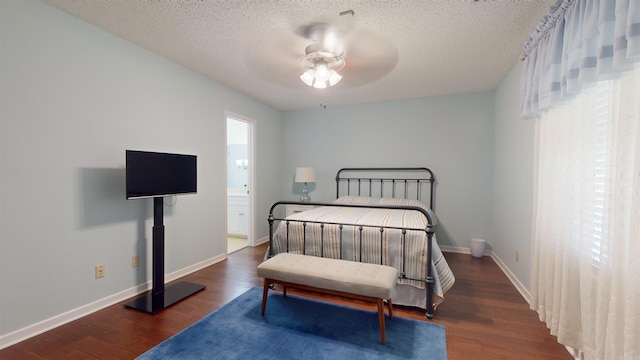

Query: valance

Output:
[520, 0, 640, 118]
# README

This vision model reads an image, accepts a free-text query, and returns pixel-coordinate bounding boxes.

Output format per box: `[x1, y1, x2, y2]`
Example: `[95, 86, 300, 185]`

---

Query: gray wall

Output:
[281, 93, 495, 248]
[0, 0, 283, 338]
[492, 62, 536, 292]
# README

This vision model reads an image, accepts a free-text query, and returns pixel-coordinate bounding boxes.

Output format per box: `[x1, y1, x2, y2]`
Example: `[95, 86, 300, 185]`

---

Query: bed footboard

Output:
[267, 200, 437, 319]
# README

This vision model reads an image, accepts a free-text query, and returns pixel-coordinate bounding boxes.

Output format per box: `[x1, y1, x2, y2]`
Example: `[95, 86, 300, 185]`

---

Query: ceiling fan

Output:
[293, 19, 397, 89]
[244, 14, 398, 90]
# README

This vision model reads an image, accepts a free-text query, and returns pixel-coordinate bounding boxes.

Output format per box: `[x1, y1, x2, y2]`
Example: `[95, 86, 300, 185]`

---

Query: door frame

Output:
[225, 112, 256, 247]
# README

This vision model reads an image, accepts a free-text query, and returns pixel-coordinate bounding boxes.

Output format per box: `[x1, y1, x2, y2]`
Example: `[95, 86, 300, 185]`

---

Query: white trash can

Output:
[470, 238, 486, 258]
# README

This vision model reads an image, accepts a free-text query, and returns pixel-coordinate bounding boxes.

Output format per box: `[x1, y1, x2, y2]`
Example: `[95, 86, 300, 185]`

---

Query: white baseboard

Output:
[565, 345, 583, 360]
[0, 243, 539, 351]
[163, 252, 227, 284]
[253, 235, 269, 246]
[0, 252, 227, 350]
[440, 245, 491, 256]
[440, 246, 530, 303]
[0, 283, 147, 350]
[489, 252, 531, 304]
[441, 246, 576, 358]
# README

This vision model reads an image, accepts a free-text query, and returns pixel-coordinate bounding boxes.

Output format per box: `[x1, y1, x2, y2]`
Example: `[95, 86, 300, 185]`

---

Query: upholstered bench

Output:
[257, 253, 399, 345]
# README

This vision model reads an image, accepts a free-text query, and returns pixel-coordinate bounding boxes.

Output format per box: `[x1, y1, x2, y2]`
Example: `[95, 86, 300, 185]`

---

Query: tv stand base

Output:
[124, 281, 206, 313]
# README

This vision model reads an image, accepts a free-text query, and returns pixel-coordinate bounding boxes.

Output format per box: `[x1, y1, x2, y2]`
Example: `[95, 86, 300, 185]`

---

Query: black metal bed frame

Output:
[267, 167, 437, 319]
[335, 167, 435, 210]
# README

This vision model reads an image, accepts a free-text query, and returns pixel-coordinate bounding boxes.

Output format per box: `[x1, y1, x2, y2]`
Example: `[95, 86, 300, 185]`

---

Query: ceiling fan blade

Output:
[294, 22, 354, 55]
[244, 50, 305, 88]
[337, 28, 399, 87]
[339, 57, 398, 87]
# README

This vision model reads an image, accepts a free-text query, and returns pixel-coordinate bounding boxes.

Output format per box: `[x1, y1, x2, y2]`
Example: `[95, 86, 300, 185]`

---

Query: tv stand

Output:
[125, 197, 205, 313]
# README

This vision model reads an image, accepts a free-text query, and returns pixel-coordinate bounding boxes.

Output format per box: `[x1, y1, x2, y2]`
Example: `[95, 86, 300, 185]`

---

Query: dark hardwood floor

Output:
[0, 243, 572, 359]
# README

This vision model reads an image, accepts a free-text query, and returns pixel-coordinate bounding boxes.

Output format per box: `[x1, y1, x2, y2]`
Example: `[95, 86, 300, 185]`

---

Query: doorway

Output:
[226, 114, 254, 254]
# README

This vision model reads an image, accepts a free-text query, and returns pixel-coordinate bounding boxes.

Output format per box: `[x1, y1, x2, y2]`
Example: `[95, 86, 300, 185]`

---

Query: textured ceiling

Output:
[44, 0, 553, 111]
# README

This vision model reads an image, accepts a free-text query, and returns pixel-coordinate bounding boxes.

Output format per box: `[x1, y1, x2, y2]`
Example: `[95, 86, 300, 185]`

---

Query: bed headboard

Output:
[335, 167, 435, 210]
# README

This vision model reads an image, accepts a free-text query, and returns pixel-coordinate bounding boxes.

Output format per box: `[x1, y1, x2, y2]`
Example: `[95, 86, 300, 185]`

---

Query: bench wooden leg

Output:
[258, 277, 394, 345]
[261, 279, 270, 316]
[376, 299, 386, 345]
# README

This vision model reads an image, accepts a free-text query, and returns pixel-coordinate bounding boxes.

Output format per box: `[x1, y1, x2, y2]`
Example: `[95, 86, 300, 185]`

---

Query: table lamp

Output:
[294, 167, 316, 202]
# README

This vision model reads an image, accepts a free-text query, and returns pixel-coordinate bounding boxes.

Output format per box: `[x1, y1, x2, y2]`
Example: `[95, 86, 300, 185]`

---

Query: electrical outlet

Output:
[516, 251, 520, 262]
[132, 255, 139, 268]
[95, 264, 105, 279]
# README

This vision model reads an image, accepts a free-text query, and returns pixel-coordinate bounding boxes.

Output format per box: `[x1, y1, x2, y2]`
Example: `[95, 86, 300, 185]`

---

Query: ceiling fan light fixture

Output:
[300, 69, 315, 86]
[328, 70, 342, 86]
[314, 64, 330, 82]
[313, 80, 327, 89]
[298, 43, 345, 89]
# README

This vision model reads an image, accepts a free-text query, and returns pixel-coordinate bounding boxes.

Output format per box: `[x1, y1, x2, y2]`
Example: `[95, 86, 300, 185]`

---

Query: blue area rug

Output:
[137, 287, 447, 360]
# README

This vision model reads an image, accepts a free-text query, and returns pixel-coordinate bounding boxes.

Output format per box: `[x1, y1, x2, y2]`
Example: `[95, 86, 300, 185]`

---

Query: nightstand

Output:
[285, 204, 316, 217]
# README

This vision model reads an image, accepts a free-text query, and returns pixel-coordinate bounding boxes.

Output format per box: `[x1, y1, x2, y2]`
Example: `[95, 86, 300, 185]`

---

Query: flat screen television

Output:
[126, 150, 197, 199]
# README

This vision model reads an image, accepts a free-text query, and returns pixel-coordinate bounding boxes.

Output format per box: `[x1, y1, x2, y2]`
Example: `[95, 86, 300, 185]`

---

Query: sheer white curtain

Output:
[523, 1, 640, 358]
[531, 65, 640, 359]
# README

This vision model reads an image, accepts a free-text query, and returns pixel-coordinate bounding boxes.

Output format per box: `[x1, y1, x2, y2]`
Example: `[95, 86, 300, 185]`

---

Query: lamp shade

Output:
[294, 167, 316, 183]
[328, 70, 342, 86]
[300, 69, 315, 86]
[313, 80, 327, 89]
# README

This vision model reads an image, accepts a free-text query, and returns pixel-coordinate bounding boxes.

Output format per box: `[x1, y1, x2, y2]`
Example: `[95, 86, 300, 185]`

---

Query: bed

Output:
[265, 167, 455, 319]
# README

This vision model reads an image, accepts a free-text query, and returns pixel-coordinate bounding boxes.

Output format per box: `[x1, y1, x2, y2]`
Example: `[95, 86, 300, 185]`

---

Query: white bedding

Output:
[269, 196, 455, 308]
